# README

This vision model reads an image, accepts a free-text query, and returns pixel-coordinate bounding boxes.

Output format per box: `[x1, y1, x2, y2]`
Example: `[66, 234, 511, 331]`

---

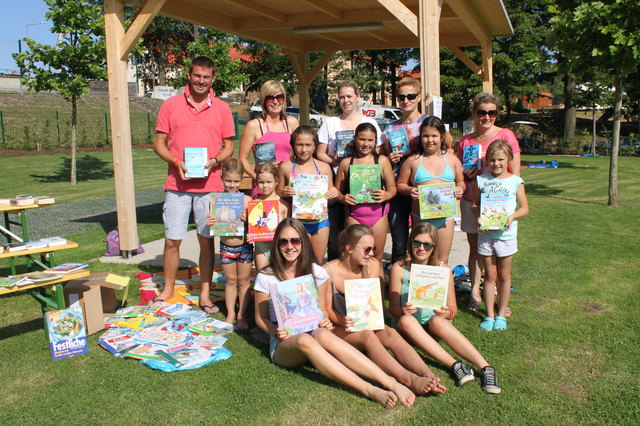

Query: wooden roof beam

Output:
[445, 44, 482, 76]
[161, 1, 236, 32]
[300, 0, 342, 19]
[120, 0, 167, 60]
[315, 33, 345, 45]
[445, 0, 490, 42]
[218, 0, 287, 22]
[366, 31, 390, 43]
[375, 0, 418, 37]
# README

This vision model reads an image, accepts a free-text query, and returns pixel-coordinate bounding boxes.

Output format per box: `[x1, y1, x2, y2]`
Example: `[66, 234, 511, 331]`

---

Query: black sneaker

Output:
[451, 361, 475, 387]
[480, 366, 501, 394]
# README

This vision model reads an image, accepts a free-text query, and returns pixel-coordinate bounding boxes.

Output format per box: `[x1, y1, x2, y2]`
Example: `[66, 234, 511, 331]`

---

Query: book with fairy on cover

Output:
[418, 182, 458, 219]
[269, 274, 323, 336]
[344, 278, 385, 331]
[254, 141, 276, 165]
[45, 306, 88, 359]
[292, 174, 328, 221]
[209, 193, 245, 236]
[408, 264, 450, 310]
[462, 144, 482, 171]
[335, 130, 355, 158]
[183, 147, 208, 178]
[479, 193, 510, 230]
[248, 200, 280, 242]
[388, 128, 410, 154]
[349, 164, 381, 204]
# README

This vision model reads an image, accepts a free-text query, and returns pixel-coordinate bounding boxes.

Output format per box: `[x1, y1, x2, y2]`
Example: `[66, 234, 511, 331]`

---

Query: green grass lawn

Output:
[1, 153, 639, 423]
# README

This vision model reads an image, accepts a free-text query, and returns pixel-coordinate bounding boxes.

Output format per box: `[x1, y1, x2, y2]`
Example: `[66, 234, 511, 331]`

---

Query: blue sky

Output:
[0, 1, 57, 71]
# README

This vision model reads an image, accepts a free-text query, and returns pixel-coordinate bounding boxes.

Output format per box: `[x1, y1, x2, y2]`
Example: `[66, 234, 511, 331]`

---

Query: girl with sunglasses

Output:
[323, 224, 447, 397]
[389, 222, 501, 394]
[239, 80, 299, 196]
[254, 218, 416, 409]
[457, 93, 521, 313]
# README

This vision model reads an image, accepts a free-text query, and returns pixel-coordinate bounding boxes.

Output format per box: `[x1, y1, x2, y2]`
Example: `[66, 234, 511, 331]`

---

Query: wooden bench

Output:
[1, 241, 80, 275]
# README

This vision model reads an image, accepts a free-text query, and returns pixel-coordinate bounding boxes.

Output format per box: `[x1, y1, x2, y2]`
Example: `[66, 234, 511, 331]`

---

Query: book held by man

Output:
[418, 182, 458, 219]
[269, 274, 323, 336]
[344, 278, 385, 331]
[45, 306, 89, 359]
[292, 174, 328, 221]
[479, 193, 510, 230]
[349, 164, 381, 204]
[184, 147, 208, 178]
[408, 264, 450, 310]
[248, 200, 280, 242]
[209, 193, 245, 236]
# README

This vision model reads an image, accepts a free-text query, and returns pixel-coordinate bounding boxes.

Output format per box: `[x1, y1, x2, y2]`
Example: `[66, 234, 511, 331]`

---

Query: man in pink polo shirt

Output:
[153, 56, 235, 313]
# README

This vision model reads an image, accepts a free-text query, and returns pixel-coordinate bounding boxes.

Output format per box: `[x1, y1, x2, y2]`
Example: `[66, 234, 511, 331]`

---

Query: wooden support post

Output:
[418, 0, 442, 115]
[104, 0, 139, 253]
[481, 38, 493, 94]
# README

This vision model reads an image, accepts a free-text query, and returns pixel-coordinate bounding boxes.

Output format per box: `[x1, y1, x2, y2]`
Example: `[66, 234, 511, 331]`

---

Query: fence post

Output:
[104, 112, 109, 145]
[233, 111, 239, 139]
[55, 110, 61, 147]
[0, 111, 5, 147]
[147, 112, 151, 143]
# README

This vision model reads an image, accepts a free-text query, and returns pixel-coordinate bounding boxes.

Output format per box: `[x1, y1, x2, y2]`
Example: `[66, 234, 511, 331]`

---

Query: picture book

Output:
[187, 318, 235, 336]
[191, 334, 228, 351]
[248, 200, 280, 242]
[157, 343, 214, 369]
[40, 236, 67, 247]
[479, 193, 510, 230]
[462, 145, 482, 171]
[98, 328, 142, 357]
[344, 278, 385, 331]
[45, 306, 88, 359]
[117, 315, 166, 330]
[22, 272, 62, 283]
[349, 164, 381, 204]
[408, 264, 450, 310]
[43, 262, 89, 274]
[124, 344, 165, 361]
[209, 193, 245, 236]
[133, 327, 191, 347]
[388, 128, 410, 154]
[269, 274, 323, 336]
[335, 129, 355, 158]
[418, 182, 458, 219]
[0, 276, 25, 288]
[292, 174, 328, 221]
[183, 147, 208, 178]
[254, 141, 276, 165]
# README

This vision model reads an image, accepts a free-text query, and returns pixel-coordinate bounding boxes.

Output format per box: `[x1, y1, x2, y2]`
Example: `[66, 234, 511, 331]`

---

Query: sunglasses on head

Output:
[397, 93, 419, 101]
[476, 109, 497, 117]
[265, 94, 285, 103]
[278, 237, 301, 249]
[356, 245, 375, 254]
[411, 240, 435, 251]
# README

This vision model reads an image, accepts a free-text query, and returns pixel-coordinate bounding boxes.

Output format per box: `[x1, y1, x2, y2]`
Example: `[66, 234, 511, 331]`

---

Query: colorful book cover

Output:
[156, 343, 214, 369]
[209, 193, 245, 236]
[254, 141, 276, 165]
[388, 128, 410, 154]
[0, 276, 23, 288]
[479, 193, 510, 230]
[187, 318, 236, 336]
[349, 164, 381, 204]
[335, 130, 355, 158]
[43, 262, 89, 274]
[344, 278, 385, 331]
[133, 327, 191, 347]
[408, 264, 450, 310]
[124, 344, 165, 361]
[248, 200, 280, 242]
[418, 182, 458, 219]
[45, 306, 88, 359]
[117, 315, 166, 330]
[292, 174, 328, 221]
[98, 328, 141, 357]
[184, 147, 208, 178]
[462, 145, 482, 171]
[269, 274, 323, 336]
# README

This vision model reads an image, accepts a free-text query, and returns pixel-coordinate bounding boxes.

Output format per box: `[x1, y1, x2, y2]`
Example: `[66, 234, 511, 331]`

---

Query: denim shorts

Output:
[219, 242, 254, 264]
[163, 190, 211, 240]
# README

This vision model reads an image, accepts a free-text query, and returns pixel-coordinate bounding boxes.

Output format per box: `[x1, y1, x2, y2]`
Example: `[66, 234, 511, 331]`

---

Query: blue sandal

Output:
[480, 317, 495, 331]
[493, 316, 508, 330]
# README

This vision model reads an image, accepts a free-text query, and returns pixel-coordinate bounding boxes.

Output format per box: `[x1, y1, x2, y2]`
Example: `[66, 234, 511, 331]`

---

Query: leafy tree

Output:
[236, 40, 297, 96]
[13, 0, 105, 185]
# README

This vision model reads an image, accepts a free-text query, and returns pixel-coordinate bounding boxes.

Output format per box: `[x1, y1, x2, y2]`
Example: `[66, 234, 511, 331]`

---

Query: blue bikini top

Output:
[414, 155, 454, 184]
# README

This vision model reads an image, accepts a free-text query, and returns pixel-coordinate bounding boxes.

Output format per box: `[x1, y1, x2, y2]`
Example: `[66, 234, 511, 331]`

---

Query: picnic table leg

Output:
[19, 210, 33, 271]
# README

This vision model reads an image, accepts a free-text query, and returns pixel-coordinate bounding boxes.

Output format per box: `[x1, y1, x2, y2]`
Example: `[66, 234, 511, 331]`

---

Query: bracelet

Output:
[445, 306, 455, 320]
[173, 159, 180, 168]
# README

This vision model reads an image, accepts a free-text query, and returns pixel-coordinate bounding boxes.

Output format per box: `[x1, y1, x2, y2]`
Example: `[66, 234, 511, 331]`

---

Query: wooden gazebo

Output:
[103, 0, 512, 253]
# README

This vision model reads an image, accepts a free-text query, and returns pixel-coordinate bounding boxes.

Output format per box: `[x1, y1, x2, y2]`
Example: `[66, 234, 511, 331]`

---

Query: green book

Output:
[349, 164, 381, 204]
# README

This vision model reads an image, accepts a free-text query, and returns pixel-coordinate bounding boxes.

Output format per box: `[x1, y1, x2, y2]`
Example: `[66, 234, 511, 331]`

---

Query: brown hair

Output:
[396, 77, 421, 94]
[402, 222, 438, 268]
[485, 139, 514, 162]
[221, 157, 244, 178]
[267, 218, 315, 281]
[189, 56, 215, 73]
[255, 163, 280, 183]
[470, 92, 500, 114]
[417, 116, 447, 156]
[290, 125, 319, 150]
[337, 81, 360, 96]
[338, 224, 374, 278]
[259, 80, 287, 121]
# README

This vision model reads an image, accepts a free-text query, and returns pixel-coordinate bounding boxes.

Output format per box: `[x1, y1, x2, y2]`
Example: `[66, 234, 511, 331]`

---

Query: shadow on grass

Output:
[525, 184, 564, 196]
[0, 317, 42, 341]
[71, 202, 164, 233]
[30, 155, 113, 183]
[524, 161, 597, 170]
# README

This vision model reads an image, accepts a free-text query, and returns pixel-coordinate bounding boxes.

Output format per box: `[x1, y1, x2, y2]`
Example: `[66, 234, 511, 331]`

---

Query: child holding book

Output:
[254, 218, 416, 409]
[389, 222, 501, 394]
[206, 158, 253, 329]
[471, 140, 529, 331]
[324, 224, 447, 396]
[278, 126, 338, 264]
[397, 116, 465, 266]
[249, 163, 289, 271]
[335, 123, 397, 263]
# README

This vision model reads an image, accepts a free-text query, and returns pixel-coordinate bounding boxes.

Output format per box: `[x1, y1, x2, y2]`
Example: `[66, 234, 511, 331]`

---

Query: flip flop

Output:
[479, 317, 495, 331]
[199, 303, 219, 314]
[467, 295, 481, 312]
[147, 297, 165, 305]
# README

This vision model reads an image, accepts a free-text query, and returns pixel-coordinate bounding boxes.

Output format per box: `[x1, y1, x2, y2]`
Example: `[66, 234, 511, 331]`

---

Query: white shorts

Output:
[477, 234, 518, 257]
[163, 190, 211, 240]
[460, 199, 478, 234]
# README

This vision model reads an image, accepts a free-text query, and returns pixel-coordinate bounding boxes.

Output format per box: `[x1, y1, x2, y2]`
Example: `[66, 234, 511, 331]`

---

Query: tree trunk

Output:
[591, 105, 596, 156]
[608, 66, 623, 206]
[70, 97, 77, 185]
[563, 73, 577, 151]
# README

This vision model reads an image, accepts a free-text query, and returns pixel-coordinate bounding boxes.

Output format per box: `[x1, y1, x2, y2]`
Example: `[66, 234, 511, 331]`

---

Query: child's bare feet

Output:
[427, 377, 446, 394]
[407, 374, 439, 395]
[366, 384, 398, 409]
[224, 315, 235, 325]
[236, 318, 249, 330]
[391, 382, 415, 408]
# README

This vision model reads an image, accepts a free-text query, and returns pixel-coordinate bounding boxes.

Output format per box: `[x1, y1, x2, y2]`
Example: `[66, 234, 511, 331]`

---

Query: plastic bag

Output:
[104, 229, 145, 256]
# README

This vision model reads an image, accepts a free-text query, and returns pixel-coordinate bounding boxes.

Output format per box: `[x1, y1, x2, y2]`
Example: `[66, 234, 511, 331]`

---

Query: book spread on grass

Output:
[335, 130, 355, 158]
[418, 182, 458, 219]
[388, 128, 411, 154]
[40, 236, 67, 247]
[2, 242, 27, 252]
[157, 344, 214, 368]
[292, 174, 328, 221]
[349, 164, 381, 204]
[98, 328, 142, 357]
[43, 262, 89, 274]
[344, 278, 385, 331]
[134, 327, 191, 347]
[124, 344, 166, 361]
[479, 193, 510, 230]
[45, 306, 88, 359]
[117, 315, 166, 330]
[269, 274, 323, 336]
[408, 264, 450, 310]
[187, 318, 235, 336]
[248, 200, 280, 242]
[34, 196, 55, 205]
[183, 147, 208, 178]
[462, 145, 482, 171]
[254, 141, 276, 165]
[25, 240, 47, 250]
[209, 193, 245, 236]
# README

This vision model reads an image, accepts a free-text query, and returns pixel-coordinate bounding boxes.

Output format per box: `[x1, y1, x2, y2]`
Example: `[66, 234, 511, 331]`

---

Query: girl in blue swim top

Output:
[397, 116, 465, 266]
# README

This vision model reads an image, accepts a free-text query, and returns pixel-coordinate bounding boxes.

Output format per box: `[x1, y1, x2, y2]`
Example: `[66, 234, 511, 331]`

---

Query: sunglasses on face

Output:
[476, 109, 497, 117]
[397, 93, 419, 101]
[278, 237, 301, 249]
[356, 245, 375, 254]
[265, 94, 285, 103]
[411, 240, 435, 251]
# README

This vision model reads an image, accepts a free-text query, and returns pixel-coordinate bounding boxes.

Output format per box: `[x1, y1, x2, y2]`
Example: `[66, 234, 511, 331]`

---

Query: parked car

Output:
[285, 106, 328, 128]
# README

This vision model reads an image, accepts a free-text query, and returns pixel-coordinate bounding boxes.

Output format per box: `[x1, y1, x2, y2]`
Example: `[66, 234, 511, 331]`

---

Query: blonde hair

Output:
[396, 77, 421, 94]
[471, 92, 500, 113]
[337, 81, 360, 96]
[259, 80, 287, 121]
[255, 163, 280, 183]
[485, 139, 514, 162]
[338, 224, 374, 278]
[221, 157, 243, 178]
[402, 222, 438, 268]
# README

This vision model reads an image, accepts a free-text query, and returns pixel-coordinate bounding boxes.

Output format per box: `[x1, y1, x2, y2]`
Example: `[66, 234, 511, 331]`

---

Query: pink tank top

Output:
[253, 118, 292, 162]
